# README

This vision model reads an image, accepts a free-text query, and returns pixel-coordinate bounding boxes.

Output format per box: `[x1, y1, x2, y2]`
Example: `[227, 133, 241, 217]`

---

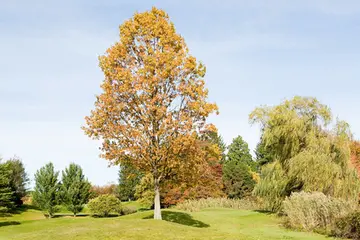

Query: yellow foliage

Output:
[83, 7, 218, 210]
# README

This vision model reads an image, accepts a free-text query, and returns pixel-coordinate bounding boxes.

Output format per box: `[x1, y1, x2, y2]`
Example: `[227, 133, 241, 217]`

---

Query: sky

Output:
[1, 0, 360, 187]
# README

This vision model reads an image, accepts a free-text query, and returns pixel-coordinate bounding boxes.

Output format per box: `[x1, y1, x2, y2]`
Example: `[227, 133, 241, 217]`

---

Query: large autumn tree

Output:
[83, 7, 218, 220]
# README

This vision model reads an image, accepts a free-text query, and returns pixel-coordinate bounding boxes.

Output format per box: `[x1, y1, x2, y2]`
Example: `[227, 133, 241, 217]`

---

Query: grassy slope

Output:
[0, 207, 334, 240]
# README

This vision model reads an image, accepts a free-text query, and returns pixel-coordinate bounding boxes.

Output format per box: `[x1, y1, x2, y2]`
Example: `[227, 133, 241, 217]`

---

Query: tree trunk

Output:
[153, 178, 162, 220]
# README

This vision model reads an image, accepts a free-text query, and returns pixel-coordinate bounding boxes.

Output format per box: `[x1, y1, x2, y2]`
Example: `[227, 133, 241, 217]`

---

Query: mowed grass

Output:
[0, 207, 335, 240]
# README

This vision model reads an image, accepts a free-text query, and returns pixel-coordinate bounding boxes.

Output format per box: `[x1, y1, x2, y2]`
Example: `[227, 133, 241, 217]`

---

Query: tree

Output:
[0, 162, 14, 213]
[163, 130, 225, 205]
[83, 7, 218, 220]
[203, 131, 226, 163]
[227, 136, 257, 171]
[250, 96, 360, 211]
[254, 138, 273, 167]
[117, 162, 141, 201]
[32, 163, 60, 218]
[6, 157, 29, 206]
[222, 136, 257, 198]
[223, 161, 255, 199]
[60, 163, 91, 216]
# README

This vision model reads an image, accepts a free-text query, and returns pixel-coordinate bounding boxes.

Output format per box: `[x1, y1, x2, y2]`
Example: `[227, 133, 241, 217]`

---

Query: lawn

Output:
[0, 206, 334, 240]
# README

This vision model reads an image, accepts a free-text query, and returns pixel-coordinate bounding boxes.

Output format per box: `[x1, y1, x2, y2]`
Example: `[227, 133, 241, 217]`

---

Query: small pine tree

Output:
[0, 162, 14, 212]
[6, 157, 29, 206]
[33, 163, 60, 218]
[60, 163, 91, 216]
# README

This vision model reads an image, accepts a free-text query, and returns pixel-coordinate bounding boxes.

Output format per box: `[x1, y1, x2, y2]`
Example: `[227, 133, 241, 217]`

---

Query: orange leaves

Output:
[350, 140, 360, 176]
[83, 7, 218, 194]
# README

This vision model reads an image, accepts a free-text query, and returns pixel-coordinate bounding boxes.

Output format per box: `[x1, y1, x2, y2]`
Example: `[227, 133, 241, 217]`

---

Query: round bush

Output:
[333, 212, 360, 239]
[87, 194, 122, 217]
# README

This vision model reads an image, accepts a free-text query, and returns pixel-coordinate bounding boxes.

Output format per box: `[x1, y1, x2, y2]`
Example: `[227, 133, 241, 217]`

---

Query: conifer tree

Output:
[61, 163, 91, 216]
[117, 163, 141, 201]
[33, 163, 60, 218]
[0, 162, 14, 213]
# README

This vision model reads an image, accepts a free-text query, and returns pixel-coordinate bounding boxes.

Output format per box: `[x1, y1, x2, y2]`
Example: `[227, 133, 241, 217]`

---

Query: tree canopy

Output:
[227, 135, 256, 171]
[83, 7, 217, 219]
[250, 96, 360, 211]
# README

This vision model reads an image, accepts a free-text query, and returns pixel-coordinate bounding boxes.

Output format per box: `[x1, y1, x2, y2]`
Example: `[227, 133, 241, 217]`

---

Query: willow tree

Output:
[250, 96, 360, 211]
[83, 7, 218, 220]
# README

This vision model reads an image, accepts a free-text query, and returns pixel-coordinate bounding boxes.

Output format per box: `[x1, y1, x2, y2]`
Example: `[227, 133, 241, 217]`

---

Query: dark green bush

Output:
[87, 194, 122, 217]
[333, 212, 360, 239]
[120, 206, 137, 215]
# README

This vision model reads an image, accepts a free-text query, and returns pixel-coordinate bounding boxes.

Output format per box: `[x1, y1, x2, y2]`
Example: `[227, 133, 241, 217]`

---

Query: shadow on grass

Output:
[0, 221, 21, 227]
[51, 213, 90, 218]
[143, 211, 210, 228]
[138, 207, 150, 212]
[0, 204, 40, 218]
[254, 210, 273, 215]
[8, 204, 40, 215]
[90, 214, 119, 218]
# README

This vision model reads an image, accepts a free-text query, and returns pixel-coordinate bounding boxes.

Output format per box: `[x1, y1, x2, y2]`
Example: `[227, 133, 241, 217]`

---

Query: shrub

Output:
[120, 206, 137, 215]
[283, 191, 356, 233]
[176, 197, 261, 212]
[88, 194, 122, 217]
[333, 211, 360, 239]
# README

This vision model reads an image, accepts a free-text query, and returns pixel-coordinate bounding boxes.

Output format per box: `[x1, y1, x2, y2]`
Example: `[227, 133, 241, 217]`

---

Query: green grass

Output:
[0, 206, 335, 240]
[122, 200, 144, 210]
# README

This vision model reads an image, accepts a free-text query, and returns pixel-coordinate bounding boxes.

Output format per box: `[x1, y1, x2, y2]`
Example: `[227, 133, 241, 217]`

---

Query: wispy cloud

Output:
[1, 0, 359, 186]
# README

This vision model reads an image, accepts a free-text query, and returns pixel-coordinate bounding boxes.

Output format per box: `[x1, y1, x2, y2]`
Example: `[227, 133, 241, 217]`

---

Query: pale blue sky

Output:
[1, 0, 360, 187]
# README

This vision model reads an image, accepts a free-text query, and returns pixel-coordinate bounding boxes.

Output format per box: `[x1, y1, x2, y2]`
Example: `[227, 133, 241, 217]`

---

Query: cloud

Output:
[1, 0, 359, 187]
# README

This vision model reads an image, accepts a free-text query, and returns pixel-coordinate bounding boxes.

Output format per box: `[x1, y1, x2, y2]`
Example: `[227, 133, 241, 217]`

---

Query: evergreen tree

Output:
[222, 136, 256, 199]
[254, 138, 274, 167]
[223, 161, 255, 199]
[6, 157, 29, 206]
[227, 136, 257, 170]
[117, 163, 141, 201]
[0, 162, 14, 212]
[61, 163, 91, 216]
[33, 163, 60, 218]
[203, 131, 226, 163]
